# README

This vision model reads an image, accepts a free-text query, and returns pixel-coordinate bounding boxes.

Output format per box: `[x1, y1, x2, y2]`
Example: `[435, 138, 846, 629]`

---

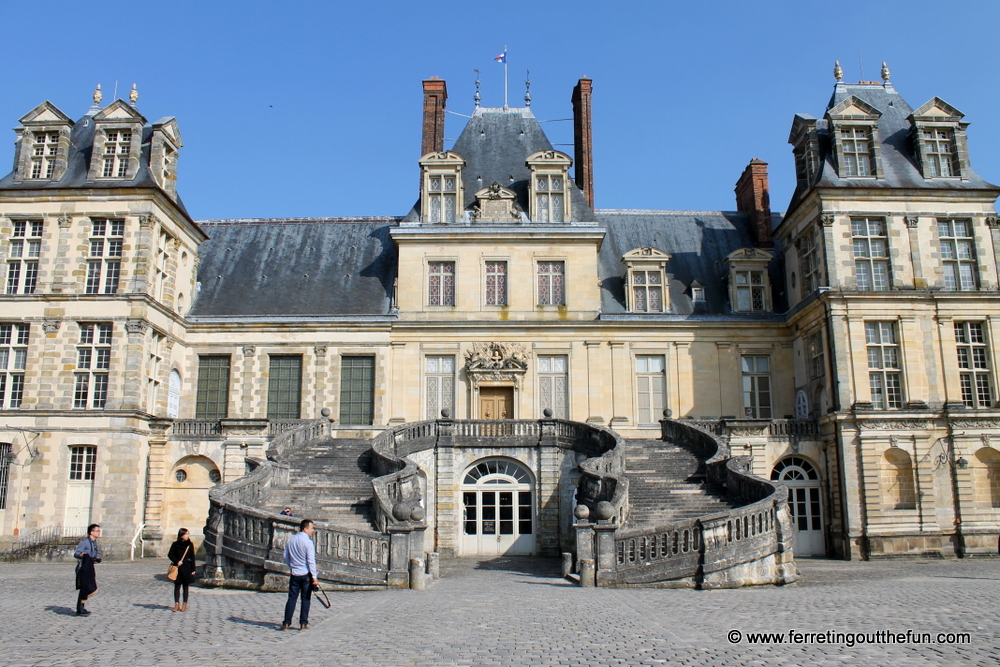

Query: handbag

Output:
[167, 545, 190, 582]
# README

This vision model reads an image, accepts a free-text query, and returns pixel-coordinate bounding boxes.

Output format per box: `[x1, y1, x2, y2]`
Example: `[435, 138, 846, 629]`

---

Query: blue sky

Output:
[2, 1, 999, 220]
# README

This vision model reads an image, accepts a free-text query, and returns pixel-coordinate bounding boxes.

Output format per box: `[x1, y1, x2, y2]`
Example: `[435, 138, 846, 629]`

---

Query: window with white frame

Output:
[419, 151, 465, 224]
[6, 220, 42, 294]
[808, 331, 825, 379]
[852, 217, 891, 291]
[533, 175, 565, 223]
[631, 270, 664, 312]
[800, 227, 822, 293]
[154, 228, 172, 302]
[741, 356, 772, 418]
[938, 219, 977, 291]
[0, 324, 28, 409]
[427, 174, 458, 223]
[69, 445, 97, 481]
[101, 130, 131, 178]
[955, 322, 992, 408]
[623, 248, 671, 313]
[425, 355, 455, 419]
[485, 261, 507, 306]
[75, 323, 112, 409]
[636, 355, 666, 424]
[866, 322, 902, 409]
[30, 131, 60, 179]
[147, 330, 163, 414]
[537, 261, 565, 306]
[86, 219, 123, 294]
[921, 128, 958, 177]
[428, 261, 455, 306]
[735, 270, 767, 311]
[839, 126, 875, 177]
[538, 355, 568, 419]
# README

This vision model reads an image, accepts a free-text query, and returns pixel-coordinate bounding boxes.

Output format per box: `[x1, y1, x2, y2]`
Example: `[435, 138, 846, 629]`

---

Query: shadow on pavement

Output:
[228, 616, 282, 630]
[133, 603, 173, 610]
[45, 606, 77, 616]
[454, 556, 563, 579]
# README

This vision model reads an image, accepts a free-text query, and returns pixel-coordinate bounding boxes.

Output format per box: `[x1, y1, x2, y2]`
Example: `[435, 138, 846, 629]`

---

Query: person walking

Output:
[167, 528, 198, 612]
[73, 524, 102, 616]
[281, 518, 318, 631]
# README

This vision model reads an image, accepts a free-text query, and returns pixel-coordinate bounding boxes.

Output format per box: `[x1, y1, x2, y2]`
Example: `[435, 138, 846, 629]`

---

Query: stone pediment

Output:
[19, 101, 73, 126]
[464, 342, 530, 388]
[910, 97, 965, 122]
[472, 182, 520, 223]
[622, 247, 670, 263]
[153, 117, 183, 147]
[827, 96, 881, 120]
[94, 99, 147, 124]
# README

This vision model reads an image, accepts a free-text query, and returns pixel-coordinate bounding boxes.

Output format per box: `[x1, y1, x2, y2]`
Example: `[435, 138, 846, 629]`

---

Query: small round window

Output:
[174, 469, 187, 483]
[209, 469, 221, 484]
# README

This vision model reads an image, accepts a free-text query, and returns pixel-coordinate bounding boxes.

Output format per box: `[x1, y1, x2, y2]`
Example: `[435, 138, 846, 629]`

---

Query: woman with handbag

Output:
[167, 528, 197, 612]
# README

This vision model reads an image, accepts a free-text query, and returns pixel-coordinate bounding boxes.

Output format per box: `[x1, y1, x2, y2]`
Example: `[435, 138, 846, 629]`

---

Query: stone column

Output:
[142, 420, 172, 548]
[121, 320, 149, 411]
[48, 214, 74, 293]
[312, 346, 328, 420]
[986, 216, 1000, 287]
[904, 216, 926, 288]
[434, 419, 458, 556]
[593, 523, 618, 586]
[35, 318, 62, 410]
[240, 346, 256, 417]
[130, 214, 156, 294]
[819, 213, 841, 288]
[537, 426, 561, 556]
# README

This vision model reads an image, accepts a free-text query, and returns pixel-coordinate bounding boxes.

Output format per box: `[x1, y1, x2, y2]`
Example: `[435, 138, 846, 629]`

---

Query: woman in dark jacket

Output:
[167, 528, 197, 612]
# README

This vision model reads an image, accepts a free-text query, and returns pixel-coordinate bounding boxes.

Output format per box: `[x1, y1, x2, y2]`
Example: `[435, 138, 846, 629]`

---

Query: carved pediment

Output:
[910, 97, 965, 122]
[464, 342, 530, 388]
[827, 96, 881, 120]
[473, 183, 520, 223]
[19, 101, 74, 126]
[726, 247, 773, 264]
[622, 247, 671, 263]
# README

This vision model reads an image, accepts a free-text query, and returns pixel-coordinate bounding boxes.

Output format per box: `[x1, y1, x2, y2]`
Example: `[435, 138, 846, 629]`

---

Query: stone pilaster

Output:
[537, 436, 562, 556]
[129, 214, 155, 293]
[608, 341, 630, 426]
[584, 341, 604, 424]
[240, 346, 256, 417]
[121, 320, 149, 411]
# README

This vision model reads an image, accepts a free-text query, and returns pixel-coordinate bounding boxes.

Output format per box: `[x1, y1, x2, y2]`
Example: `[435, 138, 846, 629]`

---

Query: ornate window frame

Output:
[621, 247, 670, 313]
[826, 96, 883, 179]
[150, 117, 183, 198]
[725, 248, 773, 313]
[419, 151, 465, 223]
[13, 102, 73, 183]
[526, 150, 572, 223]
[86, 100, 146, 182]
[909, 97, 970, 180]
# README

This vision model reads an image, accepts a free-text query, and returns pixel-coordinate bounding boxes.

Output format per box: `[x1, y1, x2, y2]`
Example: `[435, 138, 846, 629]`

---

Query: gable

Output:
[94, 99, 146, 124]
[827, 95, 881, 120]
[910, 97, 965, 121]
[19, 101, 73, 125]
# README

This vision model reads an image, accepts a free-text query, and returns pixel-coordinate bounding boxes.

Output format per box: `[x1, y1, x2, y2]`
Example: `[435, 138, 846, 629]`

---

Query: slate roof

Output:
[187, 218, 399, 319]
[0, 103, 193, 217]
[787, 82, 999, 213]
[403, 106, 595, 222]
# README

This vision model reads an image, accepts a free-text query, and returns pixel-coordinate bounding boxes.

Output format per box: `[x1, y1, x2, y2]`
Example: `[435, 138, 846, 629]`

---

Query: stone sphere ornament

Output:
[410, 505, 426, 521]
[543, 408, 553, 418]
[595, 501, 615, 520]
[574, 504, 590, 520]
[392, 502, 411, 521]
[440, 408, 452, 419]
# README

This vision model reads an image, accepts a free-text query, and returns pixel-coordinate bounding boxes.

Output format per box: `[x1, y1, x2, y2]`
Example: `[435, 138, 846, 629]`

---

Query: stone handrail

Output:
[265, 417, 329, 463]
[172, 419, 223, 436]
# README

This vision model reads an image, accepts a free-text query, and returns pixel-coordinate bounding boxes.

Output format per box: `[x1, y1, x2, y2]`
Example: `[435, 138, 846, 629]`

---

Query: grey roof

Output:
[787, 82, 999, 213]
[188, 218, 399, 318]
[596, 210, 785, 317]
[404, 106, 595, 222]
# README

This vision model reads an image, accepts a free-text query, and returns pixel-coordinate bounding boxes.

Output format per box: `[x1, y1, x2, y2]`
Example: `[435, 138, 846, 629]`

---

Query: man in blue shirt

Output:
[74, 524, 102, 616]
[282, 518, 318, 631]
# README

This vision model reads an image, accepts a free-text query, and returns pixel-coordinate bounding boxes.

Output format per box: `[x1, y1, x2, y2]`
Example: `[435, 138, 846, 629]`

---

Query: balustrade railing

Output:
[172, 419, 223, 436]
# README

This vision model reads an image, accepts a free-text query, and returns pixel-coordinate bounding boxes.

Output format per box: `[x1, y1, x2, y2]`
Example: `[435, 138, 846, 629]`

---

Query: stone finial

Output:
[524, 70, 531, 107]
[474, 68, 481, 108]
[833, 61, 843, 82]
[129, 83, 139, 106]
[881, 61, 890, 83]
[93, 84, 103, 105]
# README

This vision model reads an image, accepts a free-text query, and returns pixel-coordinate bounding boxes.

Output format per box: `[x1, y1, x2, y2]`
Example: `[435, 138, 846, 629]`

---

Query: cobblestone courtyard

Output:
[1, 557, 997, 666]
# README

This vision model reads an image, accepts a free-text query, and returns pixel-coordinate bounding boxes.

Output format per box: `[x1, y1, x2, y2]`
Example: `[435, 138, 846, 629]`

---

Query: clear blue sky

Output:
[2, 1, 999, 220]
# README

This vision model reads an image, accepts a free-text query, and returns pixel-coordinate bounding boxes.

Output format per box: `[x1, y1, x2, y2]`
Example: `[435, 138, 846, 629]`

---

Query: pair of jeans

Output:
[283, 574, 312, 626]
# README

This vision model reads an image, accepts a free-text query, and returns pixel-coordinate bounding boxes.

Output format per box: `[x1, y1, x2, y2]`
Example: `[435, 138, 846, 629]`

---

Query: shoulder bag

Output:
[167, 545, 190, 582]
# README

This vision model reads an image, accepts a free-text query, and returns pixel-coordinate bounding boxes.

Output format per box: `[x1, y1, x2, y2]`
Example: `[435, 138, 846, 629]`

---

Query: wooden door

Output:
[479, 387, 514, 419]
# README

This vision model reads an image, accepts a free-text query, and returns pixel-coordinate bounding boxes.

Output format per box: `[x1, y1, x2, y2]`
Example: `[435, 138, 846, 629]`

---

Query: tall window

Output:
[839, 126, 874, 177]
[852, 218, 890, 291]
[426, 174, 457, 223]
[734, 270, 767, 311]
[801, 228, 821, 293]
[6, 220, 42, 294]
[86, 219, 123, 294]
[955, 322, 992, 408]
[485, 261, 507, 306]
[267, 355, 303, 420]
[101, 130, 131, 178]
[69, 445, 97, 481]
[147, 330, 163, 414]
[741, 356, 772, 418]
[808, 331, 825, 379]
[0, 324, 28, 409]
[340, 356, 375, 425]
[538, 355, 568, 419]
[631, 270, 664, 312]
[195, 355, 230, 419]
[75, 323, 111, 409]
[921, 128, 957, 177]
[866, 322, 902, 409]
[428, 261, 455, 306]
[154, 228, 172, 302]
[425, 355, 455, 419]
[636, 355, 666, 424]
[30, 131, 60, 179]
[537, 261, 565, 306]
[0, 442, 10, 509]
[534, 175, 565, 222]
[938, 219, 977, 291]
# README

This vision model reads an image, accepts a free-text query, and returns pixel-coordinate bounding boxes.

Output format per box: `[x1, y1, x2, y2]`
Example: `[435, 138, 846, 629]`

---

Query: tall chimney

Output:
[421, 78, 448, 157]
[572, 78, 594, 209]
[735, 159, 773, 248]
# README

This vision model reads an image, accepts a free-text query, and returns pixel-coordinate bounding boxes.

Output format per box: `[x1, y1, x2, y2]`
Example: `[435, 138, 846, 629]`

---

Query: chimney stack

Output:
[421, 78, 448, 157]
[572, 78, 594, 209]
[735, 159, 773, 248]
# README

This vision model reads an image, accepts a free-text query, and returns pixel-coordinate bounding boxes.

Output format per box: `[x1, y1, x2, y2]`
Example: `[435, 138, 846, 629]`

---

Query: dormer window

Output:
[86, 100, 145, 182]
[419, 151, 465, 223]
[622, 247, 671, 313]
[526, 150, 572, 223]
[30, 132, 60, 179]
[13, 101, 73, 182]
[102, 131, 132, 178]
[826, 95, 883, 179]
[838, 126, 874, 177]
[920, 128, 957, 177]
[726, 248, 773, 313]
[909, 97, 970, 180]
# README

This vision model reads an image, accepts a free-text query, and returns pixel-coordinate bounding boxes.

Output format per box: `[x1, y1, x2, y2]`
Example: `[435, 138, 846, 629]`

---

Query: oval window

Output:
[174, 469, 187, 483]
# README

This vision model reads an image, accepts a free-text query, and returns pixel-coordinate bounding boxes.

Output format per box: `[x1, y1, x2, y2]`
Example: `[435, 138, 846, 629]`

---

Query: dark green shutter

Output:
[339, 356, 374, 425]
[267, 355, 302, 420]
[195, 356, 230, 419]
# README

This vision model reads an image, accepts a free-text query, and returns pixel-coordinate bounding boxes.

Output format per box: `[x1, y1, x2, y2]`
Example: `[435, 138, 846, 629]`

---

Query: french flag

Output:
[494, 51, 507, 63]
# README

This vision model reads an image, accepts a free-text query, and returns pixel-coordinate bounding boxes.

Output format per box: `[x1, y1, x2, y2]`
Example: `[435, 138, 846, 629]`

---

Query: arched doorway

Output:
[771, 456, 825, 556]
[461, 458, 534, 556]
[163, 455, 222, 544]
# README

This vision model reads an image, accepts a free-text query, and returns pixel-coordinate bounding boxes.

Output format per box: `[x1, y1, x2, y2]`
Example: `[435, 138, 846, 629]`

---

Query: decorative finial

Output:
[93, 83, 103, 105]
[881, 61, 890, 83]
[833, 61, 843, 82]
[129, 83, 139, 106]
[524, 69, 531, 107]
[474, 69, 481, 108]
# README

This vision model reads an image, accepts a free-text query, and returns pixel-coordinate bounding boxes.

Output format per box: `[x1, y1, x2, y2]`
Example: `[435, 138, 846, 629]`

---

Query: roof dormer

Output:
[826, 95, 883, 179]
[909, 97, 970, 180]
[13, 101, 74, 183]
[472, 182, 520, 223]
[526, 150, 572, 223]
[419, 150, 465, 223]
[150, 117, 183, 199]
[622, 247, 671, 313]
[726, 248, 774, 313]
[86, 100, 146, 182]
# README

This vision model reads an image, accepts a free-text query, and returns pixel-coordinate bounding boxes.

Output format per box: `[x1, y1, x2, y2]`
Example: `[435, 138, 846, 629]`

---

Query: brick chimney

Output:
[735, 159, 773, 248]
[421, 78, 448, 157]
[571, 78, 594, 209]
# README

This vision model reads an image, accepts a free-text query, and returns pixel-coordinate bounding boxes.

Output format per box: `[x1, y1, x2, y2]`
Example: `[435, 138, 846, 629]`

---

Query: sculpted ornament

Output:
[860, 420, 928, 431]
[464, 342, 530, 388]
[952, 419, 1000, 429]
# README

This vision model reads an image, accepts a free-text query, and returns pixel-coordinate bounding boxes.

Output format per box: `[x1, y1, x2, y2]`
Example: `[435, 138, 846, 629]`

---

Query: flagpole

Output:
[503, 45, 508, 110]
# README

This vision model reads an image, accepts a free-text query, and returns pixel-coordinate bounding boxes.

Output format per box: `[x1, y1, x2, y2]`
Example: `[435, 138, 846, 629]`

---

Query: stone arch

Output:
[883, 448, 917, 510]
[163, 455, 221, 546]
[973, 447, 1000, 509]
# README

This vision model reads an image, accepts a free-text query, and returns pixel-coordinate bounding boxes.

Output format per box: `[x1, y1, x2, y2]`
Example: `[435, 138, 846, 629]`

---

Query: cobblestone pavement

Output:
[1, 557, 998, 666]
